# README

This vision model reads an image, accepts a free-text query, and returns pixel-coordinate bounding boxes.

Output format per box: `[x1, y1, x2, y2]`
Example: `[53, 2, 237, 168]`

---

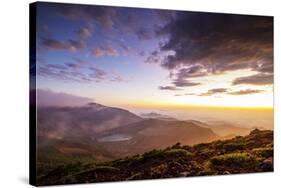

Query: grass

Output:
[252, 147, 273, 158]
[207, 153, 259, 171]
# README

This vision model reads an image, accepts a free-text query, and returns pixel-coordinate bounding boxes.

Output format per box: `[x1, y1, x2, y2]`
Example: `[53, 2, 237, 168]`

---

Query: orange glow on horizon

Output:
[103, 99, 273, 111]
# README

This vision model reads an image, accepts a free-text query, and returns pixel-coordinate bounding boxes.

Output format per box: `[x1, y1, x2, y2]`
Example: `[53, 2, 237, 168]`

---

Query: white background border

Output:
[0, 0, 280, 187]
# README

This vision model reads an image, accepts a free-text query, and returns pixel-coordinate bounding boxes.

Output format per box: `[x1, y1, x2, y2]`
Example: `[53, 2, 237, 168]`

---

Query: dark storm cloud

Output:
[232, 73, 273, 85]
[157, 12, 273, 74]
[158, 86, 182, 91]
[228, 89, 264, 95]
[42, 38, 86, 52]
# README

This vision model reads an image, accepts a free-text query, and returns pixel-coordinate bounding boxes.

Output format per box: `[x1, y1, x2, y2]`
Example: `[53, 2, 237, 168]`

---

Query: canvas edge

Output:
[29, 2, 37, 186]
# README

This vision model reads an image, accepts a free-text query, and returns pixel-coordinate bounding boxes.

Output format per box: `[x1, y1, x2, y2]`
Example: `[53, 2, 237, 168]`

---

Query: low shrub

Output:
[141, 149, 165, 161]
[164, 149, 191, 157]
[252, 147, 273, 158]
[207, 153, 258, 170]
[222, 142, 245, 152]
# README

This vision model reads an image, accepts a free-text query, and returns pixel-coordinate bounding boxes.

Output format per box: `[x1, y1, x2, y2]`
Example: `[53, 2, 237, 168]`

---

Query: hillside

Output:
[37, 104, 219, 166]
[37, 129, 273, 186]
[98, 119, 218, 158]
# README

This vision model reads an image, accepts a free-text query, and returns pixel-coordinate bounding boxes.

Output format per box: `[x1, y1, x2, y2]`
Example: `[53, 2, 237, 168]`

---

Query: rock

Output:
[260, 157, 273, 171]
[223, 171, 231, 175]
[180, 171, 190, 177]
[250, 128, 261, 135]
[264, 157, 273, 164]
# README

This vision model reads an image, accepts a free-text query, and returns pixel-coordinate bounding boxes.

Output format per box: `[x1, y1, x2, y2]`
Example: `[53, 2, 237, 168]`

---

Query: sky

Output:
[34, 2, 274, 110]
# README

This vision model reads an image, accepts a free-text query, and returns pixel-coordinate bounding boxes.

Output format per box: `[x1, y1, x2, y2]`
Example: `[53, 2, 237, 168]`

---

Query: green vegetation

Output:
[37, 129, 273, 186]
[252, 147, 273, 158]
[164, 149, 191, 157]
[207, 153, 259, 172]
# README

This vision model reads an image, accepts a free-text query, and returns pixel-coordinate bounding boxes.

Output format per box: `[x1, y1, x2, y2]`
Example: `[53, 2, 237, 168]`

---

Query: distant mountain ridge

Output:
[140, 112, 177, 121]
[37, 102, 221, 161]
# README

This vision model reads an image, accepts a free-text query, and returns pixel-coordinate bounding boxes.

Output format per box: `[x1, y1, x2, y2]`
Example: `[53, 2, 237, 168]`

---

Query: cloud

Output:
[58, 4, 115, 29]
[38, 59, 128, 84]
[73, 58, 89, 65]
[172, 78, 201, 87]
[178, 88, 264, 97]
[46, 63, 68, 70]
[88, 67, 107, 80]
[36, 89, 94, 107]
[155, 12, 273, 75]
[65, 63, 80, 68]
[198, 88, 228, 96]
[91, 45, 118, 57]
[42, 38, 68, 50]
[183, 88, 228, 96]
[152, 12, 273, 91]
[136, 27, 154, 40]
[158, 86, 182, 91]
[38, 62, 109, 83]
[110, 75, 126, 82]
[256, 62, 273, 73]
[38, 65, 84, 83]
[208, 88, 228, 93]
[232, 73, 273, 85]
[173, 66, 208, 79]
[42, 37, 86, 51]
[228, 89, 264, 95]
[145, 50, 162, 64]
[68, 39, 86, 51]
[78, 27, 92, 38]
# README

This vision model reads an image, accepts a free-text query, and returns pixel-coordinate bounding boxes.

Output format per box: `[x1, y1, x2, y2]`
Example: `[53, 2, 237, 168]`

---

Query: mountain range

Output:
[36, 101, 255, 177]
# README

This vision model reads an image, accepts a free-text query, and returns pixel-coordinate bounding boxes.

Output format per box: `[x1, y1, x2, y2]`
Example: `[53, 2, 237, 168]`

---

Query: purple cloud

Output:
[228, 89, 264, 95]
[91, 45, 118, 57]
[58, 4, 115, 29]
[172, 78, 201, 87]
[232, 73, 273, 85]
[78, 27, 92, 38]
[42, 38, 68, 51]
[158, 86, 182, 91]
[42, 38, 86, 52]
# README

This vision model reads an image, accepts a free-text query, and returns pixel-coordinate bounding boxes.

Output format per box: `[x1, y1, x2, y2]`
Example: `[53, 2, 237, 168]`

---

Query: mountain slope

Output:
[37, 102, 142, 142]
[99, 119, 218, 157]
[38, 129, 273, 186]
[36, 103, 221, 177]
